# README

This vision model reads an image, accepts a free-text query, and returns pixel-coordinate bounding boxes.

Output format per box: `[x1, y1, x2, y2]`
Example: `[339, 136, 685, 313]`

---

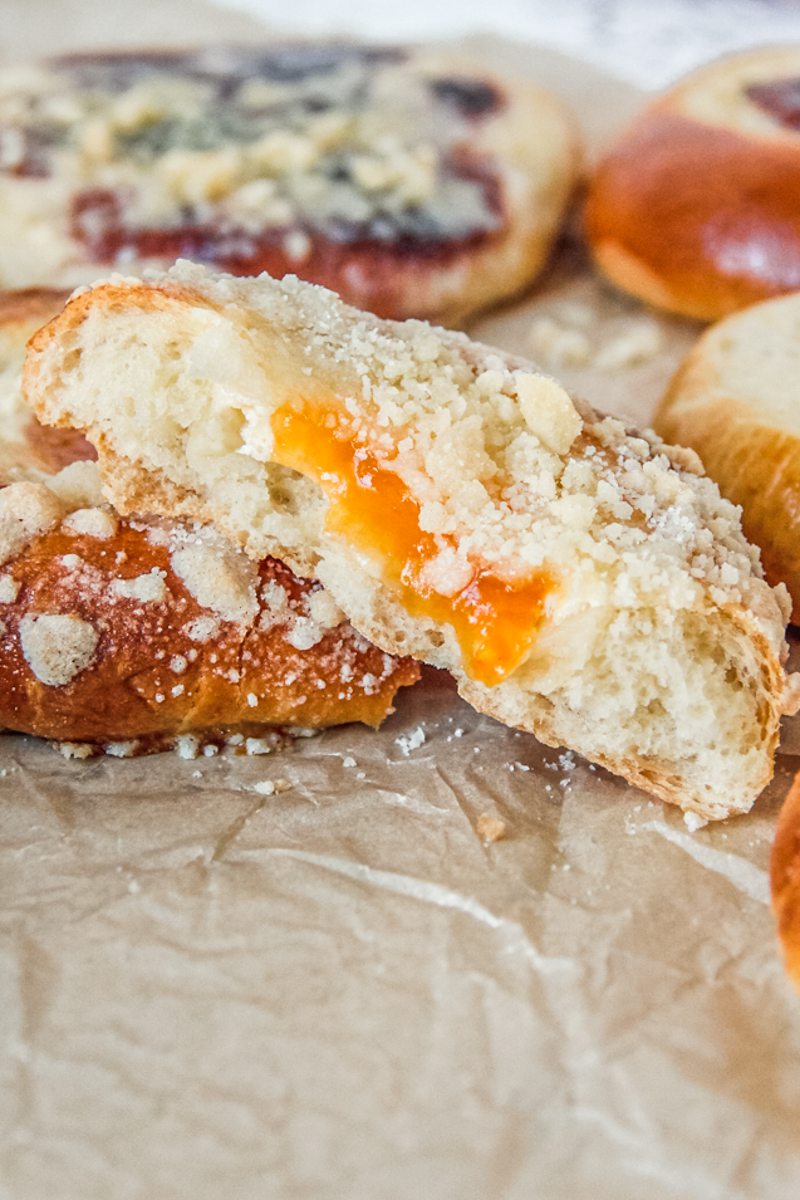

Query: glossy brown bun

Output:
[771, 773, 800, 991]
[0, 486, 419, 753]
[585, 47, 800, 321]
[655, 290, 800, 623]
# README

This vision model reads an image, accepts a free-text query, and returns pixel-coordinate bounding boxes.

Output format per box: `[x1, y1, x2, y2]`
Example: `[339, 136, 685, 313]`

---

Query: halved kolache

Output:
[25, 262, 799, 820]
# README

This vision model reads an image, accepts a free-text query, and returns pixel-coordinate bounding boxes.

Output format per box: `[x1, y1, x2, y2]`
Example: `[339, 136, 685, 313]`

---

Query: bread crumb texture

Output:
[24, 262, 796, 818]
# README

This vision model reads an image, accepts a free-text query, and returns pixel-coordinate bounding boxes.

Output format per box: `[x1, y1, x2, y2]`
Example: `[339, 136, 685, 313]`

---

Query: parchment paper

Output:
[2, 7, 800, 1199]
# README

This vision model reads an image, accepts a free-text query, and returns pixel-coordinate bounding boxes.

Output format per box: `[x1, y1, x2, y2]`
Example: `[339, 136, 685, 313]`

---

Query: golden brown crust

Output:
[771, 773, 800, 990]
[654, 292, 800, 623]
[658, 372, 800, 623]
[585, 50, 800, 321]
[0, 513, 418, 745]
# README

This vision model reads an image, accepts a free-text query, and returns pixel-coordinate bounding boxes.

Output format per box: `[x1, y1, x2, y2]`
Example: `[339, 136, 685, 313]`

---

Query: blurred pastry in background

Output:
[585, 47, 800, 320]
[772, 772, 800, 992]
[0, 45, 581, 323]
[655, 290, 800, 622]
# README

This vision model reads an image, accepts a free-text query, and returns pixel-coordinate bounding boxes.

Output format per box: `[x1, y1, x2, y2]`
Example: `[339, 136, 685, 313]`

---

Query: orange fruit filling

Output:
[271, 402, 552, 686]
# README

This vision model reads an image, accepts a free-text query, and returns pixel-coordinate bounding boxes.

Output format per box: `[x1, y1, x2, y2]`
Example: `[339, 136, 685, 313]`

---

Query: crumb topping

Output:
[0, 573, 19, 602]
[167, 262, 775, 644]
[63, 504, 118, 539]
[0, 454, 413, 740]
[170, 526, 259, 624]
[44, 459, 104, 508]
[0, 480, 64, 566]
[19, 611, 97, 685]
[0, 47, 505, 268]
[111, 569, 168, 602]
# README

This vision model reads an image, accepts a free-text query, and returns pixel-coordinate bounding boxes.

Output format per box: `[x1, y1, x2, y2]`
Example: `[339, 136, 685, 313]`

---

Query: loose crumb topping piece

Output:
[19, 611, 98, 686]
[0, 481, 64, 566]
[170, 528, 259, 624]
[63, 505, 118, 539]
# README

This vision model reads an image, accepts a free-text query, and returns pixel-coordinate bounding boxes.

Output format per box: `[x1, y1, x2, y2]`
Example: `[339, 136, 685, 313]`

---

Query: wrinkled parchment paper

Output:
[2, 7, 800, 1199]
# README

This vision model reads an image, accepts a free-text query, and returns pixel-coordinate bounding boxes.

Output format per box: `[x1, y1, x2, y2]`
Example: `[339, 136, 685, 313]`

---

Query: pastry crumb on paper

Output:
[250, 777, 291, 797]
[476, 812, 508, 843]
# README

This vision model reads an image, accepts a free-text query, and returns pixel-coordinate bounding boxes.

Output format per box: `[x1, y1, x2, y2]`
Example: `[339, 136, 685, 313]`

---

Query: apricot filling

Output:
[270, 402, 553, 686]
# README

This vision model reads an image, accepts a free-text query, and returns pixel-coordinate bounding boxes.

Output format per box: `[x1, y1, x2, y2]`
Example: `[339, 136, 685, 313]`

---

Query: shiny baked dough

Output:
[0, 287, 418, 754]
[772, 772, 800, 991]
[26, 261, 799, 819]
[0, 492, 419, 751]
[585, 46, 800, 321]
[655, 291, 800, 623]
[0, 45, 581, 324]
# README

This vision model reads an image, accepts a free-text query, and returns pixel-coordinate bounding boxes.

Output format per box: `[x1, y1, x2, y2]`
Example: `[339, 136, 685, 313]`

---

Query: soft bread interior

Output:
[26, 264, 795, 821]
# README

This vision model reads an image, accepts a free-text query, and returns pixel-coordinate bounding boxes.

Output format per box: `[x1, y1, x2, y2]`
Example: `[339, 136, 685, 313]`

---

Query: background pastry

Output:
[655, 290, 800, 622]
[0, 45, 581, 323]
[585, 46, 800, 321]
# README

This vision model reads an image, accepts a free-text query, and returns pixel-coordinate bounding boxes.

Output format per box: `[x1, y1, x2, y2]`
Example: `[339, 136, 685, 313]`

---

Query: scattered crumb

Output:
[529, 315, 591, 367]
[396, 726, 425, 755]
[104, 740, 138, 758]
[244, 735, 278, 755]
[476, 813, 507, 844]
[342, 755, 357, 768]
[529, 308, 663, 373]
[56, 741, 93, 759]
[175, 734, 200, 759]
[593, 319, 663, 370]
[251, 778, 291, 796]
[683, 810, 707, 833]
